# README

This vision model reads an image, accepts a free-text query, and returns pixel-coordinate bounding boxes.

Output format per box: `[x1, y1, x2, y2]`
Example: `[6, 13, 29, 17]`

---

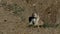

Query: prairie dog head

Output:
[32, 13, 38, 17]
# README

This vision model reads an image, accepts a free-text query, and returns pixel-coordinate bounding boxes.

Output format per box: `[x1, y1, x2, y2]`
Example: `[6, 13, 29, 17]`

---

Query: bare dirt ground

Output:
[0, 0, 60, 34]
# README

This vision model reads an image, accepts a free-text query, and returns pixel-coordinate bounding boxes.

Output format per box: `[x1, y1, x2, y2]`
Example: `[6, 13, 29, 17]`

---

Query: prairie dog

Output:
[29, 12, 44, 27]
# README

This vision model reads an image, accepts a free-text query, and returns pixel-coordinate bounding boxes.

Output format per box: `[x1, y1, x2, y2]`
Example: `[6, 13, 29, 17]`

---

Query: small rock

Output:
[4, 20, 7, 22]
[32, 4, 36, 6]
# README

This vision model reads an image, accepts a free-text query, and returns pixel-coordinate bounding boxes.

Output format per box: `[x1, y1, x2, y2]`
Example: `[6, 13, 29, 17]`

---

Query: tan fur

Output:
[33, 13, 44, 26]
